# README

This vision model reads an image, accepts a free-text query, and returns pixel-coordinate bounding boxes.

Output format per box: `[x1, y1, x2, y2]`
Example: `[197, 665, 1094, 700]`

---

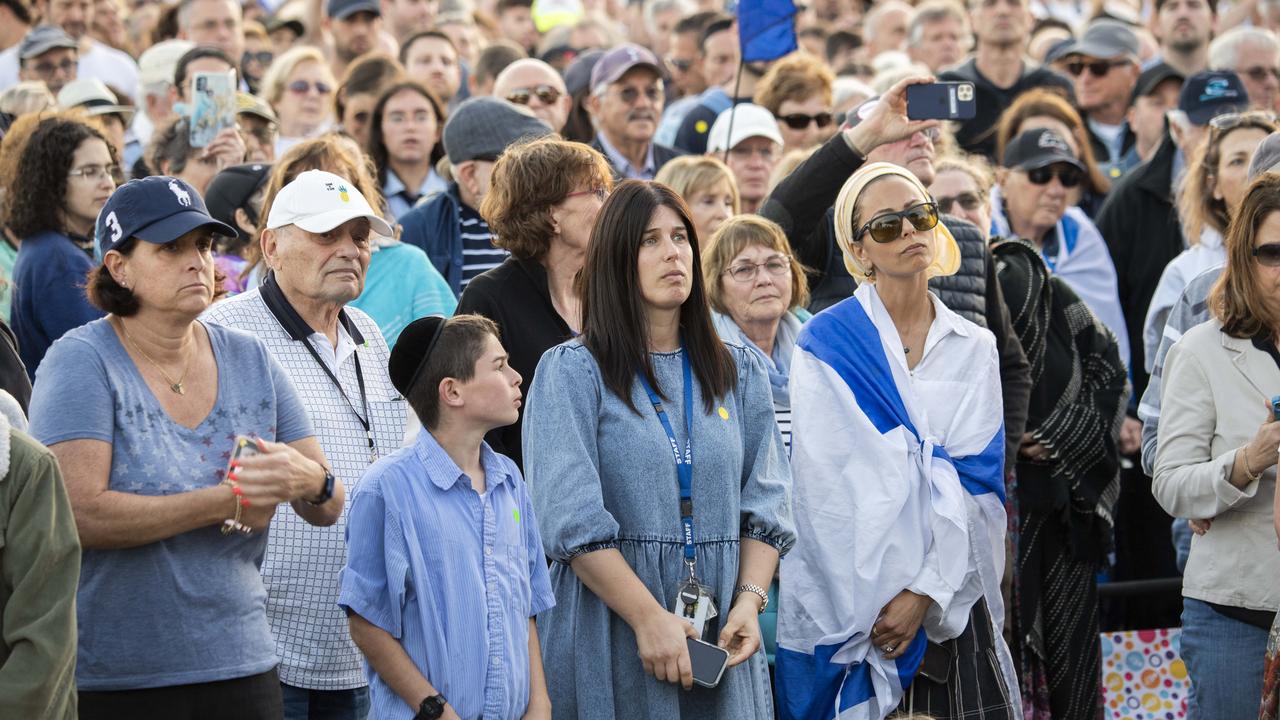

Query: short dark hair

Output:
[579, 180, 737, 415]
[366, 81, 445, 186]
[2, 116, 117, 239]
[407, 314, 501, 428]
[674, 10, 724, 37]
[87, 238, 141, 316]
[335, 52, 404, 120]
[825, 30, 861, 63]
[473, 40, 527, 86]
[700, 18, 735, 52]
[399, 30, 458, 67]
[1155, 0, 1216, 13]
[174, 46, 239, 99]
[0, 0, 32, 25]
[496, 0, 532, 13]
[149, 116, 197, 176]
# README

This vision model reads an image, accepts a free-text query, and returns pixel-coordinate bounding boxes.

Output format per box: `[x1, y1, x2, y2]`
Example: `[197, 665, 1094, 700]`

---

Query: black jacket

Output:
[589, 135, 684, 182]
[456, 256, 574, 471]
[1094, 132, 1183, 402]
[760, 132, 1032, 467]
[940, 58, 1076, 159]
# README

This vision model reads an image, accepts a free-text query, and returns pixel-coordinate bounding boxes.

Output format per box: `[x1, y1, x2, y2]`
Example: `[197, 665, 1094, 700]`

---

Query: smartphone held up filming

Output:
[906, 82, 977, 121]
[687, 637, 730, 688]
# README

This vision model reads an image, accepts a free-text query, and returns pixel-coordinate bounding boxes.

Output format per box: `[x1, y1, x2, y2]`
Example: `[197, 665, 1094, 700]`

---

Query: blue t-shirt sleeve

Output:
[266, 349, 314, 444]
[339, 482, 408, 638]
[28, 335, 115, 447]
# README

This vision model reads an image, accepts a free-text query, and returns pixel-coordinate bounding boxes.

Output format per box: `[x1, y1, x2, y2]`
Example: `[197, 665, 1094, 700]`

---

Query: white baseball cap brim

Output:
[292, 207, 394, 238]
[707, 103, 784, 154]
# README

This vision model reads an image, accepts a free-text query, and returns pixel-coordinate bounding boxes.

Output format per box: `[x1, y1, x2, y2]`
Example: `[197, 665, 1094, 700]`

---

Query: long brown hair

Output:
[1177, 112, 1277, 245]
[1211, 172, 1280, 339]
[580, 180, 737, 414]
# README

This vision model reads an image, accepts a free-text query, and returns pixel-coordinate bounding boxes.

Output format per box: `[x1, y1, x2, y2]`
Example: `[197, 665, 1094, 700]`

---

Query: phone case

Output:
[189, 71, 237, 148]
[687, 637, 730, 688]
[906, 82, 977, 121]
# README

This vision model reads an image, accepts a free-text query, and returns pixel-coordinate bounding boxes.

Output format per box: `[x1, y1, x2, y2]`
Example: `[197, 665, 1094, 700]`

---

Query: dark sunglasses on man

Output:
[775, 112, 834, 130]
[934, 191, 983, 215]
[506, 84, 562, 106]
[1064, 59, 1129, 78]
[855, 202, 940, 244]
[1024, 164, 1083, 188]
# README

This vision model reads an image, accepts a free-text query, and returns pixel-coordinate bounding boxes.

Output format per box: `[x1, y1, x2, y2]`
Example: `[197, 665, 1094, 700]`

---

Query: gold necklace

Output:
[118, 318, 192, 395]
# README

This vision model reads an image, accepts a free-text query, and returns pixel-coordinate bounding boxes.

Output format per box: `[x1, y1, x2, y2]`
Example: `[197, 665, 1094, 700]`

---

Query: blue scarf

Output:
[711, 310, 806, 408]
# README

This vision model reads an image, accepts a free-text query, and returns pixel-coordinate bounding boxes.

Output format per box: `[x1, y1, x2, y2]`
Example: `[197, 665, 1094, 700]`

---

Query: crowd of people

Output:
[0, 0, 1279, 718]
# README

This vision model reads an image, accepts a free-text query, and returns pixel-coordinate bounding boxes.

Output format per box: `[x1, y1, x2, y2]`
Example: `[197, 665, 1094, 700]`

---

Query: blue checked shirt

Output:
[339, 428, 555, 720]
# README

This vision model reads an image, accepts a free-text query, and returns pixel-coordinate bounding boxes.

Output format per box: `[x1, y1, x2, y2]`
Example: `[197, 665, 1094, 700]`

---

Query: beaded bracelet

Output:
[220, 479, 253, 535]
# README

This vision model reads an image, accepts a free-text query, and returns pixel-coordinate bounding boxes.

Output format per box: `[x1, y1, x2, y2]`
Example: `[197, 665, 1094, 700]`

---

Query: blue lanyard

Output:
[636, 347, 696, 569]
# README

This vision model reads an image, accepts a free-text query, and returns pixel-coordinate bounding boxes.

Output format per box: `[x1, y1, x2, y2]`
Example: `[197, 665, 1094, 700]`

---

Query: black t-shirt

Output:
[940, 58, 1076, 160]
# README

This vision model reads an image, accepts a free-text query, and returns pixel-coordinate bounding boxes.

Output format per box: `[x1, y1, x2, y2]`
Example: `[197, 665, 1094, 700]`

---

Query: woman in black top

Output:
[457, 137, 614, 468]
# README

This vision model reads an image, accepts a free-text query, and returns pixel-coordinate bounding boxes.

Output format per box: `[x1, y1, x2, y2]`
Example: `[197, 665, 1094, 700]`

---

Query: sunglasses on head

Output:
[1209, 110, 1279, 133]
[1025, 164, 1083, 187]
[506, 84, 562, 106]
[1064, 59, 1130, 78]
[855, 202, 939, 244]
[935, 191, 983, 214]
[775, 112, 833, 130]
[1254, 243, 1280, 267]
[287, 80, 332, 95]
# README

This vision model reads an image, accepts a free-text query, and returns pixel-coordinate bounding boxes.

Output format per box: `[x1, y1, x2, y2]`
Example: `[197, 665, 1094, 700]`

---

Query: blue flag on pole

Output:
[737, 0, 798, 63]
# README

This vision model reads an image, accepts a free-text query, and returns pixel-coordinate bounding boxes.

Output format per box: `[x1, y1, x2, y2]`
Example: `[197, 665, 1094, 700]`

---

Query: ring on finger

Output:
[881, 643, 895, 653]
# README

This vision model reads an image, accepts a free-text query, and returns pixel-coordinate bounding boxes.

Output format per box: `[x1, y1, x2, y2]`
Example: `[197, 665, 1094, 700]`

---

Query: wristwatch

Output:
[305, 468, 335, 506]
[416, 694, 447, 720]
[737, 583, 769, 614]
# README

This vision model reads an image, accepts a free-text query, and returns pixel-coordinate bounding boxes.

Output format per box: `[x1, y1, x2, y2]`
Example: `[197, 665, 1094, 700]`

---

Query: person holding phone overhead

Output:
[776, 161, 1019, 720]
[522, 180, 795, 718]
[26, 176, 343, 719]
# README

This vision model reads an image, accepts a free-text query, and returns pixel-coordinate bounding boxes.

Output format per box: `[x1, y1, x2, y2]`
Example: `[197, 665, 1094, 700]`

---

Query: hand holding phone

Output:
[906, 82, 977, 121]
[686, 637, 730, 688]
[189, 70, 237, 148]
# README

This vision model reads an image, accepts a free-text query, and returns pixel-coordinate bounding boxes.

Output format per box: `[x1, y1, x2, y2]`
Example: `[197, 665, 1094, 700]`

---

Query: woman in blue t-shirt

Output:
[28, 176, 344, 719]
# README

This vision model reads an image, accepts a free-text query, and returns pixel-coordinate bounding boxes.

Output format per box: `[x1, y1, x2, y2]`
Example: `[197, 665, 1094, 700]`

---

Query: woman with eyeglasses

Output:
[778, 161, 1020, 720]
[1145, 112, 1278, 371]
[456, 137, 614, 470]
[522, 180, 794, 719]
[1153, 172, 1280, 720]
[993, 127, 1130, 367]
[929, 154, 996, 240]
[259, 46, 336, 157]
[367, 80, 447, 220]
[753, 52, 837, 154]
[3, 114, 116, 377]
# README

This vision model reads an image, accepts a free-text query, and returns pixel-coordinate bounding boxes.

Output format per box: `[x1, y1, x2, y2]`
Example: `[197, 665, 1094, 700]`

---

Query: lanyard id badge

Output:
[637, 348, 718, 638]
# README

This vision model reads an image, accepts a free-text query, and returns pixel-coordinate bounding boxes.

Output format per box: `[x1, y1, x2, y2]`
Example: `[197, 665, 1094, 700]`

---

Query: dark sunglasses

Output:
[1026, 164, 1083, 188]
[775, 112, 833, 130]
[1064, 59, 1129, 78]
[242, 50, 273, 66]
[505, 84, 562, 106]
[287, 80, 332, 95]
[855, 202, 939, 244]
[1255, 243, 1280, 267]
[614, 86, 662, 104]
[935, 191, 983, 214]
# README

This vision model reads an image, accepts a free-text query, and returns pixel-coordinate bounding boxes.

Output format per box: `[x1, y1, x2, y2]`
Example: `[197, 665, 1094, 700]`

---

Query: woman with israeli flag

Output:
[776, 158, 1021, 720]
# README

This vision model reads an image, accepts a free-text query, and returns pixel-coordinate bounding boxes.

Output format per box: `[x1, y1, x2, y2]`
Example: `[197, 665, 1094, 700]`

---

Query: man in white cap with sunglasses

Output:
[202, 170, 408, 720]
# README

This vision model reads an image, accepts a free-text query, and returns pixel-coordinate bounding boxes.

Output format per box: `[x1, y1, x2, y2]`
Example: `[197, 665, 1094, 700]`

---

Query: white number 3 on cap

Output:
[105, 211, 122, 244]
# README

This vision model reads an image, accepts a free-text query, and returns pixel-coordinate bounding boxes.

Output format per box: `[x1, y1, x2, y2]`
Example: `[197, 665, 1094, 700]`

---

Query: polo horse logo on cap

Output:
[1037, 131, 1071, 154]
[168, 179, 192, 207]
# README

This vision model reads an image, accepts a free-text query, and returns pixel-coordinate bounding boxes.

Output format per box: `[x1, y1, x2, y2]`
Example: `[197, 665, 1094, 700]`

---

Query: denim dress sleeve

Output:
[730, 345, 796, 556]
[522, 342, 620, 562]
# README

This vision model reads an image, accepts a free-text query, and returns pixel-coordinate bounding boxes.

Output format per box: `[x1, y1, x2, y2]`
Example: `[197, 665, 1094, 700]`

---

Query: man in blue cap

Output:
[326, 0, 384, 79]
[587, 43, 683, 180]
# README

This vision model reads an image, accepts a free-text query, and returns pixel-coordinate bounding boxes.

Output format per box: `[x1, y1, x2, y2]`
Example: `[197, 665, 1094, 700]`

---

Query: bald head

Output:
[493, 58, 572, 133]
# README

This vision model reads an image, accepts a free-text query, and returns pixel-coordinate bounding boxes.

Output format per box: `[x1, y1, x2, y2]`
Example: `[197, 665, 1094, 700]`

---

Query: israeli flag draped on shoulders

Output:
[776, 283, 1020, 720]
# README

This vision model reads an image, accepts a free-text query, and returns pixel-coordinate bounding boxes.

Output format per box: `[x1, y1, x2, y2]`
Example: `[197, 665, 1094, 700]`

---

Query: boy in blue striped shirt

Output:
[339, 315, 555, 720]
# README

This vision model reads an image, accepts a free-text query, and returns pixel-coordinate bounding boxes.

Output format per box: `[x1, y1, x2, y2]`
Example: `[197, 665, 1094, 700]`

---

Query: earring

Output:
[867, 266, 876, 279]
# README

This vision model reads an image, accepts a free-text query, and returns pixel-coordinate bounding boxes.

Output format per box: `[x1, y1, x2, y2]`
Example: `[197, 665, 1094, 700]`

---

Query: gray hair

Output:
[1209, 26, 1279, 71]
[177, 0, 239, 30]
[908, 0, 969, 46]
[644, 0, 695, 36]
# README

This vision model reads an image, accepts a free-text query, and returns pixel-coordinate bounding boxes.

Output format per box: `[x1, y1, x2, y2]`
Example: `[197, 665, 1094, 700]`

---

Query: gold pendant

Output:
[170, 382, 185, 395]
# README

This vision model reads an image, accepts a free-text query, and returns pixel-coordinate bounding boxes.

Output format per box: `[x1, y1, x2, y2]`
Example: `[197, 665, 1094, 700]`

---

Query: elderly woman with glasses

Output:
[260, 46, 336, 157]
[992, 127, 1130, 368]
[777, 160, 1020, 720]
[1154, 172, 1280, 720]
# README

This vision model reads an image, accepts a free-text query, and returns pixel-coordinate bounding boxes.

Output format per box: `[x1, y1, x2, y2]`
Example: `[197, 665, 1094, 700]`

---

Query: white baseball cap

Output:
[706, 103, 784, 154]
[266, 170, 394, 237]
[58, 79, 135, 124]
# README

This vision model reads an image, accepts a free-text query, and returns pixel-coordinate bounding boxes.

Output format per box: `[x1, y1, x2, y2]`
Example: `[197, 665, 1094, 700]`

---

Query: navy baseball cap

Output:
[589, 44, 663, 91]
[1180, 71, 1249, 126]
[327, 0, 379, 20]
[1002, 128, 1085, 172]
[96, 176, 236, 255]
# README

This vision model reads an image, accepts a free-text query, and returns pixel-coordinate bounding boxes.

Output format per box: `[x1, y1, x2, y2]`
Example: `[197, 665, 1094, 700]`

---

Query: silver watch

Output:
[736, 583, 769, 614]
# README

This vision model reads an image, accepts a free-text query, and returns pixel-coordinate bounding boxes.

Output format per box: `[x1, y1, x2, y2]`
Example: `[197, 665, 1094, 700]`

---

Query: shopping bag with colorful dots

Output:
[1101, 629, 1190, 719]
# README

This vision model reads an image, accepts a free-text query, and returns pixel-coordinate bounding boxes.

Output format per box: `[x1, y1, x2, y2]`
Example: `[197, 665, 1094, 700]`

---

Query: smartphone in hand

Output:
[906, 82, 977, 121]
[686, 637, 730, 688]
[189, 70, 237, 148]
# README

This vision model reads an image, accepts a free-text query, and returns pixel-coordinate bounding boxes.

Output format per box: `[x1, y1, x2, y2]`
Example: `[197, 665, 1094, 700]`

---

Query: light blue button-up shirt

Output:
[339, 428, 555, 719]
[384, 169, 448, 220]
[595, 131, 657, 180]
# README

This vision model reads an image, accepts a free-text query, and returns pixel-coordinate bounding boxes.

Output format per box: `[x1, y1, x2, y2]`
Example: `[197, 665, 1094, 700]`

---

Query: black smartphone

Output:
[686, 637, 730, 688]
[906, 82, 977, 121]
[917, 641, 953, 684]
